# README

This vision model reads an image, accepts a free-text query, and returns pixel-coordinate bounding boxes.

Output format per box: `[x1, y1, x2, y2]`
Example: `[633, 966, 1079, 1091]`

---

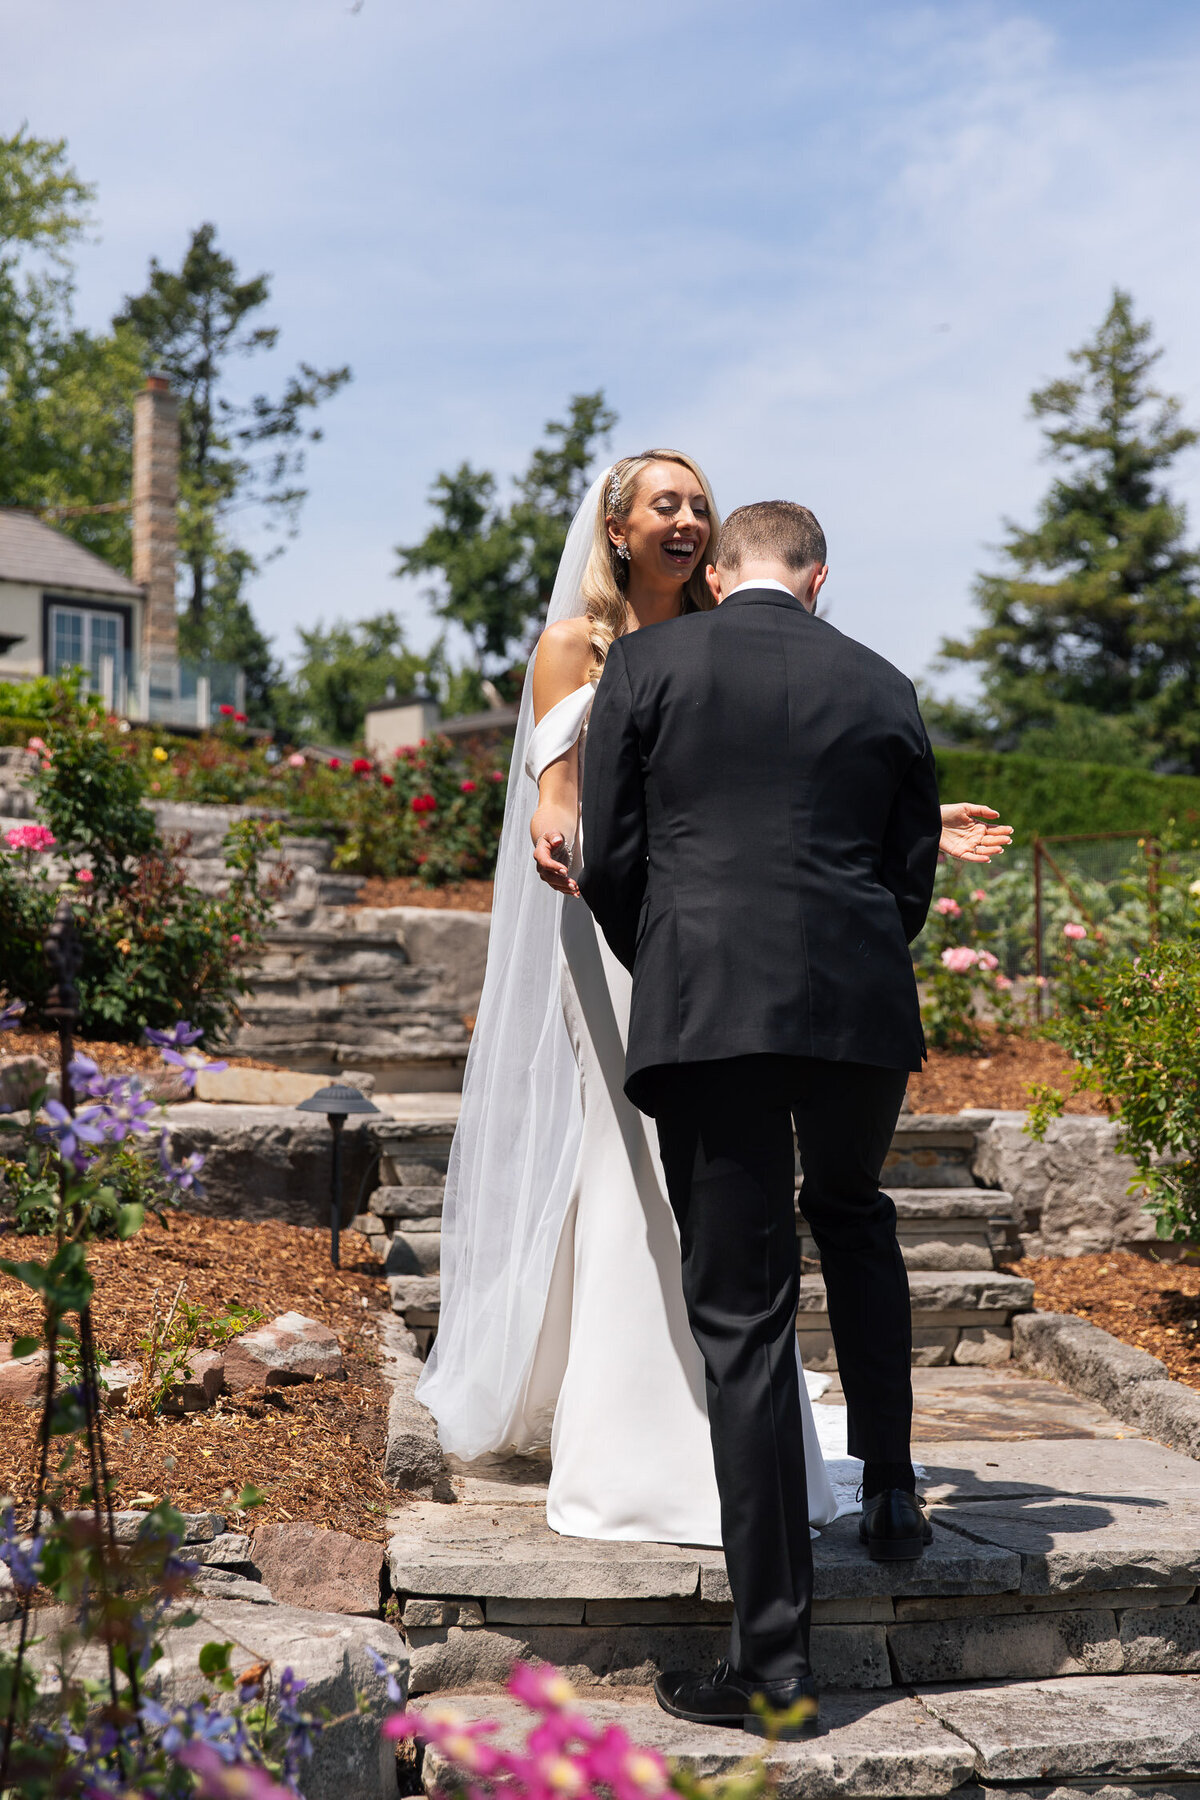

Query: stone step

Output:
[797, 1270, 1033, 1371]
[388, 1452, 1200, 1699]
[386, 1231, 441, 1277]
[416, 1679, 1200, 1798]
[385, 1269, 1034, 1367]
[885, 1114, 981, 1189]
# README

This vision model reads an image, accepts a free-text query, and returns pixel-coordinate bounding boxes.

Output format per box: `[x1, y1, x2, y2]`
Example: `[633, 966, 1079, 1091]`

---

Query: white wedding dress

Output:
[514, 682, 854, 1545]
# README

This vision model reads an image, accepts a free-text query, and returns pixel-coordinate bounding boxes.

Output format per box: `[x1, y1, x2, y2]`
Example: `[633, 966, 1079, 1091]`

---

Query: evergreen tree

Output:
[115, 223, 351, 622]
[937, 291, 1200, 770]
[395, 392, 615, 669]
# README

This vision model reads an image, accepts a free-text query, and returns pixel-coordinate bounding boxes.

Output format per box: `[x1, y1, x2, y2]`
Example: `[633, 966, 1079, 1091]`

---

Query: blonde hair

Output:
[579, 449, 720, 679]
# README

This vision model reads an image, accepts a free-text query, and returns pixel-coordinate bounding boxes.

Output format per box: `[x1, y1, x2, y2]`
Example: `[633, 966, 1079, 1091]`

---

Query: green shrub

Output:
[0, 692, 282, 1041]
[934, 747, 1200, 839]
[1029, 940, 1200, 1243]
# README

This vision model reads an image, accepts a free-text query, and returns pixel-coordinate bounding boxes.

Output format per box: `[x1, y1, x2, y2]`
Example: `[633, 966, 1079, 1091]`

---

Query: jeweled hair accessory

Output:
[607, 464, 623, 513]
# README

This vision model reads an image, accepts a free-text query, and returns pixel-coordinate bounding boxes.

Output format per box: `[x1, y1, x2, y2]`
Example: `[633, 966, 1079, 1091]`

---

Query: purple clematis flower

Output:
[43, 1099, 106, 1171]
[145, 1021, 204, 1049]
[0, 997, 26, 1031]
[158, 1128, 206, 1194]
[0, 1505, 44, 1594]
[160, 1046, 229, 1089]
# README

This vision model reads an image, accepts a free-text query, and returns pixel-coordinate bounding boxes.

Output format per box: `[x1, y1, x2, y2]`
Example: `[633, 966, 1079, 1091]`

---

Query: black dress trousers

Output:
[651, 1053, 912, 1683]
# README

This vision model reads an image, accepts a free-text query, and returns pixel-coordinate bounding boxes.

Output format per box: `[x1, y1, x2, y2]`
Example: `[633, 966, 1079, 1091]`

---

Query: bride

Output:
[416, 450, 1011, 1546]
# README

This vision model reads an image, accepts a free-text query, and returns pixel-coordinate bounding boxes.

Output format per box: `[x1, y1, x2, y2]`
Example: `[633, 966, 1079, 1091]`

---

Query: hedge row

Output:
[934, 747, 1200, 841]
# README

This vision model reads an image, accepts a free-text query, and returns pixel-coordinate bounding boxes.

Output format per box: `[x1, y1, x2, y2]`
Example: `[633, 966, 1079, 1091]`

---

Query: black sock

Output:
[862, 1459, 916, 1500]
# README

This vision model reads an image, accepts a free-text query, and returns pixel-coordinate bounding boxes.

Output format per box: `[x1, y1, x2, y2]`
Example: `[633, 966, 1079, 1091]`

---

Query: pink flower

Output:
[508, 1663, 578, 1712]
[5, 824, 56, 853]
[971, 889, 987, 903]
[460, 779, 477, 793]
[976, 951, 999, 971]
[230, 933, 242, 946]
[173, 1740, 294, 1800]
[491, 769, 504, 783]
[1063, 921, 1088, 941]
[935, 897, 962, 918]
[994, 974, 1013, 991]
[218, 704, 235, 717]
[26, 736, 47, 753]
[76, 868, 94, 884]
[941, 946, 978, 974]
[287, 751, 306, 769]
[1034, 975, 1050, 988]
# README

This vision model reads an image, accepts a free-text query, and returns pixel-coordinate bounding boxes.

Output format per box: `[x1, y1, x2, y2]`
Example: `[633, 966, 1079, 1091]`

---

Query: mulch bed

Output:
[0, 1214, 395, 1538]
[908, 1029, 1109, 1116]
[0, 1028, 279, 1079]
[1015, 1251, 1200, 1391]
[354, 876, 493, 912]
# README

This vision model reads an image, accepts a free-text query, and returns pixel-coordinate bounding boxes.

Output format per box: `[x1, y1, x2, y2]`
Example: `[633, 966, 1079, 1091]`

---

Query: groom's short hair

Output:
[715, 501, 826, 574]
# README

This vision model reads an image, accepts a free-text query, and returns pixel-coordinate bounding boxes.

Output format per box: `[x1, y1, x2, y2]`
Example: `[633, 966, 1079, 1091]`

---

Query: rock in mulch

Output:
[161, 1348, 226, 1413]
[223, 1312, 345, 1392]
[0, 1342, 48, 1404]
[251, 1521, 385, 1616]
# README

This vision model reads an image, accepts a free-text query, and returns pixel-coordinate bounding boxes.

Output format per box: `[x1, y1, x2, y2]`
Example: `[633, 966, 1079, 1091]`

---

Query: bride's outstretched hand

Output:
[533, 832, 580, 898]
[940, 803, 1014, 864]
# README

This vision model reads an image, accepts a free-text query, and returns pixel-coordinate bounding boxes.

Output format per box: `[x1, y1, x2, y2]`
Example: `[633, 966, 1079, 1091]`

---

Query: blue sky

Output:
[5, 0, 1200, 693]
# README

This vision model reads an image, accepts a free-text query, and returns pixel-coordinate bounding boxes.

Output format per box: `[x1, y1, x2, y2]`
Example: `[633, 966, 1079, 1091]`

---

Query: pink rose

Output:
[230, 933, 242, 946]
[460, 779, 477, 793]
[76, 869, 94, 884]
[971, 889, 987, 903]
[5, 824, 56, 853]
[976, 951, 999, 971]
[287, 752, 306, 768]
[994, 974, 1013, 991]
[26, 736, 47, 754]
[940, 946, 978, 973]
[935, 897, 962, 918]
[1063, 922, 1087, 941]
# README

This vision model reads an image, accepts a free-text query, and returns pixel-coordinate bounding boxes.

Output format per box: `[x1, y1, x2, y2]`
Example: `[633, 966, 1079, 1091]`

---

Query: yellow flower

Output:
[153, 745, 169, 762]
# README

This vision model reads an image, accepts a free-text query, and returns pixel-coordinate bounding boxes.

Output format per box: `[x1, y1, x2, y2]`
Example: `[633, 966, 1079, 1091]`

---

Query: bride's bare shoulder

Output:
[533, 617, 592, 715]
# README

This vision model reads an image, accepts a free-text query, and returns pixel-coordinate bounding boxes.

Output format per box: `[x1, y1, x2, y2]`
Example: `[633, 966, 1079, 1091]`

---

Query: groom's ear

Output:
[705, 564, 724, 605]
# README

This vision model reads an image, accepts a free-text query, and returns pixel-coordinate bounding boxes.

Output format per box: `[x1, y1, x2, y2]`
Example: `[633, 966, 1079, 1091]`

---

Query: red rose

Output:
[381, 773, 395, 788]
[219, 704, 235, 716]
[328, 757, 341, 770]
[352, 757, 372, 774]
[460, 779, 477, 793]
[415, 853, 427, 864]
[234, 711, 248, 724]
[410, 792, 437, 814]
[491, 770, 504, 783]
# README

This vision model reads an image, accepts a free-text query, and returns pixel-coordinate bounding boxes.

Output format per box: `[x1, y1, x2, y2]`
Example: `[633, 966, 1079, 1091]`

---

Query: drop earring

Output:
[616, 542, 630, 562]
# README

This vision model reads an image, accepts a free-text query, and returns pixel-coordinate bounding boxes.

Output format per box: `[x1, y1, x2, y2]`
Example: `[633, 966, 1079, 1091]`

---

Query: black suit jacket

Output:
[578, 586, 941, 1111]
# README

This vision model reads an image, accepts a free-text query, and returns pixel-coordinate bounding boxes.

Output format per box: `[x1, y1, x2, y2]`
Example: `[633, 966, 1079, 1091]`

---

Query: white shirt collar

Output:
[721, 577, 798, 602]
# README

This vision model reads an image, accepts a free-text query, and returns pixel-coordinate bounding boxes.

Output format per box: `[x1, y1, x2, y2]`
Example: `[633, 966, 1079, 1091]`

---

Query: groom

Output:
[579, 501, 941, 1737]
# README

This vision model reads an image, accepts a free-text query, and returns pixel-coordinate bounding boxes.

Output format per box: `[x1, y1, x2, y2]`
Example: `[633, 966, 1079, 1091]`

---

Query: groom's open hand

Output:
[534, 832, 580, 898]
[940, 803, 1014, 864]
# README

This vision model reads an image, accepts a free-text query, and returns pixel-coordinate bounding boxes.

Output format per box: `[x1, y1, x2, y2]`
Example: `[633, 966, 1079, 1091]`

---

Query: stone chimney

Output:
[132, 375, 180, 663]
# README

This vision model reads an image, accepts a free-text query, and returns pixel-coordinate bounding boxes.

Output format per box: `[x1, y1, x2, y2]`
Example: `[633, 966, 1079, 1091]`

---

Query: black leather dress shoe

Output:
[654, 1660, 819, 1739]
[859, 1487, 933, 1561]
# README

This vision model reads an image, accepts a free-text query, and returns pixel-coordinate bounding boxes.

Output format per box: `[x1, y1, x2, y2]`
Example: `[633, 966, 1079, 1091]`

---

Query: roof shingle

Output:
[0, 509, 141, 600]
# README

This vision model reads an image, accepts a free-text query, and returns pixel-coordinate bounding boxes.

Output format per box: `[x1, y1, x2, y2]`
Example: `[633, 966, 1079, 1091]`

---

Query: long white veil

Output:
[415, 470, 608, 1459]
